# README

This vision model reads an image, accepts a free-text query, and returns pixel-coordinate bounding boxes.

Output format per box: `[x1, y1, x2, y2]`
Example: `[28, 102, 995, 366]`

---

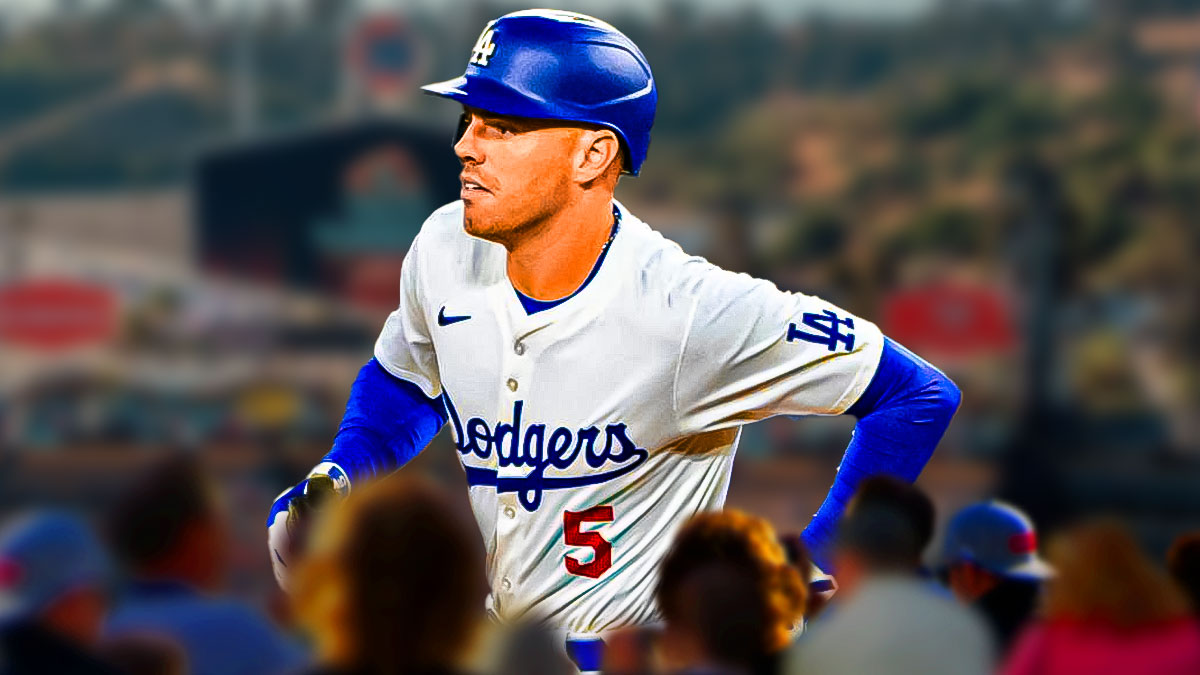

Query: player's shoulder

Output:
[617, 208, 780, 313]
[414, 200, 468, 247]
[613, 206, 702, 286]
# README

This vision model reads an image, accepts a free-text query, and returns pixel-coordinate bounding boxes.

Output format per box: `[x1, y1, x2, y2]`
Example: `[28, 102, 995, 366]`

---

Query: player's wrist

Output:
[307, 461, 352, 496]
[289, 462, 350, 533]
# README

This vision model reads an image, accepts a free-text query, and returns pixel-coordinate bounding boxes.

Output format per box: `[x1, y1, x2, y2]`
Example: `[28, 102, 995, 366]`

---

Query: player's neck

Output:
[506, 194, 615, 301]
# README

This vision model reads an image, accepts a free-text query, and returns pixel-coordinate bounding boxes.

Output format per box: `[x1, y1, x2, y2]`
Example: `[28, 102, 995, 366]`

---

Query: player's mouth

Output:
[460, 175, 492, 199]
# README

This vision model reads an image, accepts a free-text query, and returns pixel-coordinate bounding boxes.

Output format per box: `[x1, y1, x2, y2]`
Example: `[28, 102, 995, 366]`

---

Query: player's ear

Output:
[575, 129, 621, 186]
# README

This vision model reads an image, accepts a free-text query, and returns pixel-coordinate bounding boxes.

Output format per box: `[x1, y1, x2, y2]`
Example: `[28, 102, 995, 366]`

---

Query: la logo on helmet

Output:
[470, 27, 496, 66]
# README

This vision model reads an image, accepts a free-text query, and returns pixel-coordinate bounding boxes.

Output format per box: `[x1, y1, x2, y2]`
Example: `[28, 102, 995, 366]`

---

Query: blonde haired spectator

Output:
[650, 509, 806, 675]
[1002, 520, 1200, 675]
[294, 474, 487, 675]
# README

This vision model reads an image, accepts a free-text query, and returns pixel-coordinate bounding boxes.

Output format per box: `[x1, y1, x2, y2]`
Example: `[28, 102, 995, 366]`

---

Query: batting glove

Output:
[267, 463, 349, 591]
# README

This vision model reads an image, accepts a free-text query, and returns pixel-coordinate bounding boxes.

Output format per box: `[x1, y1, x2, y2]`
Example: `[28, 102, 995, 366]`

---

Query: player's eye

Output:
[454, 112, 519, 142]
[485, 120, 516, 137]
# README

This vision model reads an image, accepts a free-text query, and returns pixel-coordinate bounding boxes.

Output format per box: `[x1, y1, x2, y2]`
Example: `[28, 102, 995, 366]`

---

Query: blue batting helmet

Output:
[421, 9, 657, 175]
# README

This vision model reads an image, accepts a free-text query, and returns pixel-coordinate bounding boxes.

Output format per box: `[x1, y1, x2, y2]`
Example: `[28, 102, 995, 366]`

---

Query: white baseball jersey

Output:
[374, 200, 884, 635]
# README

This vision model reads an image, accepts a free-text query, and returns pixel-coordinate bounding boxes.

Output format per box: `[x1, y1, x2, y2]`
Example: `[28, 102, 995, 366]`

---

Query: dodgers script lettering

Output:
[445, 397, 650, 511]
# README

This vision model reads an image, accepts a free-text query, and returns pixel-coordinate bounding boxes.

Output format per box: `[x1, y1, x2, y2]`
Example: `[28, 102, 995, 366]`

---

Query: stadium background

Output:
[1, 0, 1198, 611]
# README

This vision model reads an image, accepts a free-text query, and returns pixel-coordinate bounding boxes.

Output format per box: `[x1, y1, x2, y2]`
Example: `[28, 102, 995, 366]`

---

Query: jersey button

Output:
[500, 578, 512, 592]
[514, 341, 526, 356]
[506, 378, 518, 392]
[503, 506, 516, 519]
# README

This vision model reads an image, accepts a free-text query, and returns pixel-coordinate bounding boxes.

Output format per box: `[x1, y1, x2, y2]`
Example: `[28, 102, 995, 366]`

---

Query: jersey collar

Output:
[501, 200, 634, 330]
[512, 204, 621, 315]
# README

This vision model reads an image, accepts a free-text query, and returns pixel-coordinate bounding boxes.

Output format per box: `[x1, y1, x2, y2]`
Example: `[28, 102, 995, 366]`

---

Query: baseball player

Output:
[268, 9, 960, 670]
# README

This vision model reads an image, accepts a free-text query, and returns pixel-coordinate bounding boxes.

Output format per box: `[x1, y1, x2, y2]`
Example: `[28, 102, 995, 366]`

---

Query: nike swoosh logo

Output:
[438, 307, 471, 326]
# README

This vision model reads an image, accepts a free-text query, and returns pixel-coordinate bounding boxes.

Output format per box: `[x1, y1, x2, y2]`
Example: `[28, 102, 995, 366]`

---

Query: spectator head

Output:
[1046, 519, 1190, 630]
[105, 454, 228, 590]
[941, 500, 1053, 603]
[0, 511, 111, 645]
[833, 477, 933, 596]
[656, 510, 806, 673]
[848, 475, 936, 553]
[294, 474, 486, 674]
[1168, 531, 1200, 616]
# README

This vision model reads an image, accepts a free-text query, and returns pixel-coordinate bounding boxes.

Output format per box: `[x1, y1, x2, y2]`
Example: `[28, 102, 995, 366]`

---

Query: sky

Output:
[369, 0, 939, 22]
[0, 0, 940, 26]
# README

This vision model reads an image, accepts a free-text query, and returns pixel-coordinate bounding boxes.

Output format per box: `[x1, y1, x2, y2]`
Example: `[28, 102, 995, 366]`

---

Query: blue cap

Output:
[942, 500, 1053, 581]
[0, 511, 111, 623]
[422, 9, 657, 175]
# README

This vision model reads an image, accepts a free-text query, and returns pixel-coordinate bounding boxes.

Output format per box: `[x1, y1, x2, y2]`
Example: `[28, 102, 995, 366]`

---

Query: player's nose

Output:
[454, 113, 483, 166]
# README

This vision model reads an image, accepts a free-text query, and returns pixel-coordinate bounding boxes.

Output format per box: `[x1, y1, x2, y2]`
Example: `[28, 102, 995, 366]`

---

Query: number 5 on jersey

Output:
[563, 506, 613, 579]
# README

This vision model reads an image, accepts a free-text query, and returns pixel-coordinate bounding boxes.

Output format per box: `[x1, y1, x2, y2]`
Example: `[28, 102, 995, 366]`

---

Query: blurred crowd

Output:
[3, 454, 1200, 675]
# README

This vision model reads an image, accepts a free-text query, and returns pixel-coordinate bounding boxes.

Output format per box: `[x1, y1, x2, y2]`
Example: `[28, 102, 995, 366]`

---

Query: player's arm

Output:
[318, 357, 448, 483]
[268, 227, 445, 589]
[266, 360, 446, 588]
[799, 337, 959, 571]
[671, 264, 959, 572]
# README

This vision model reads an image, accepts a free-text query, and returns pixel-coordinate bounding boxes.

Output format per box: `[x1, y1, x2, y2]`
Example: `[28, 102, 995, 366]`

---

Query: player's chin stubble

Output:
[463, 196, 549, 248]
[462, 201, 514, 245]
[462, 167, 570, 246]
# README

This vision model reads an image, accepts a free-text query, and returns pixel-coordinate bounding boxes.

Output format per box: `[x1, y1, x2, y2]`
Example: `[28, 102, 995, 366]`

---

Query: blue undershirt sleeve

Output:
[800, 337, 961, 572]
[319, 358, 448, 486]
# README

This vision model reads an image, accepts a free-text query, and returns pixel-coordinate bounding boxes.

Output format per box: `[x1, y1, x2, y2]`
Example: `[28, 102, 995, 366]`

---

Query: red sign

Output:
[0, 279, 118, 350]
[883, 282, 1016, 358]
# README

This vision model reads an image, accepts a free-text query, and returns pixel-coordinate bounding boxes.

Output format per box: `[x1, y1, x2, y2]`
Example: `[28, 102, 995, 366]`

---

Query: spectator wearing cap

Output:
[941, 500, 1053, 651]
[786, 476, 993, 675]
[1002, 519, 1200, 675]
[0, 511, 122, 675]
[1167, 532, 1200, 619]
[104, 455, 307, 675]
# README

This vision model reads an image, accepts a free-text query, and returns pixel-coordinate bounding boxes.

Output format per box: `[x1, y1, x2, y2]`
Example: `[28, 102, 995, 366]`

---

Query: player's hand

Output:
[807, 570, 837, 620]
[267, 474, 344, 591]
[287, 474, 340, 534]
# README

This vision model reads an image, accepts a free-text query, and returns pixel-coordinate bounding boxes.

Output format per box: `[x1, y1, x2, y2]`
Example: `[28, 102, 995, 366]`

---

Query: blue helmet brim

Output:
[420, 76, 470, 99]
[421, 75, 642, 176]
